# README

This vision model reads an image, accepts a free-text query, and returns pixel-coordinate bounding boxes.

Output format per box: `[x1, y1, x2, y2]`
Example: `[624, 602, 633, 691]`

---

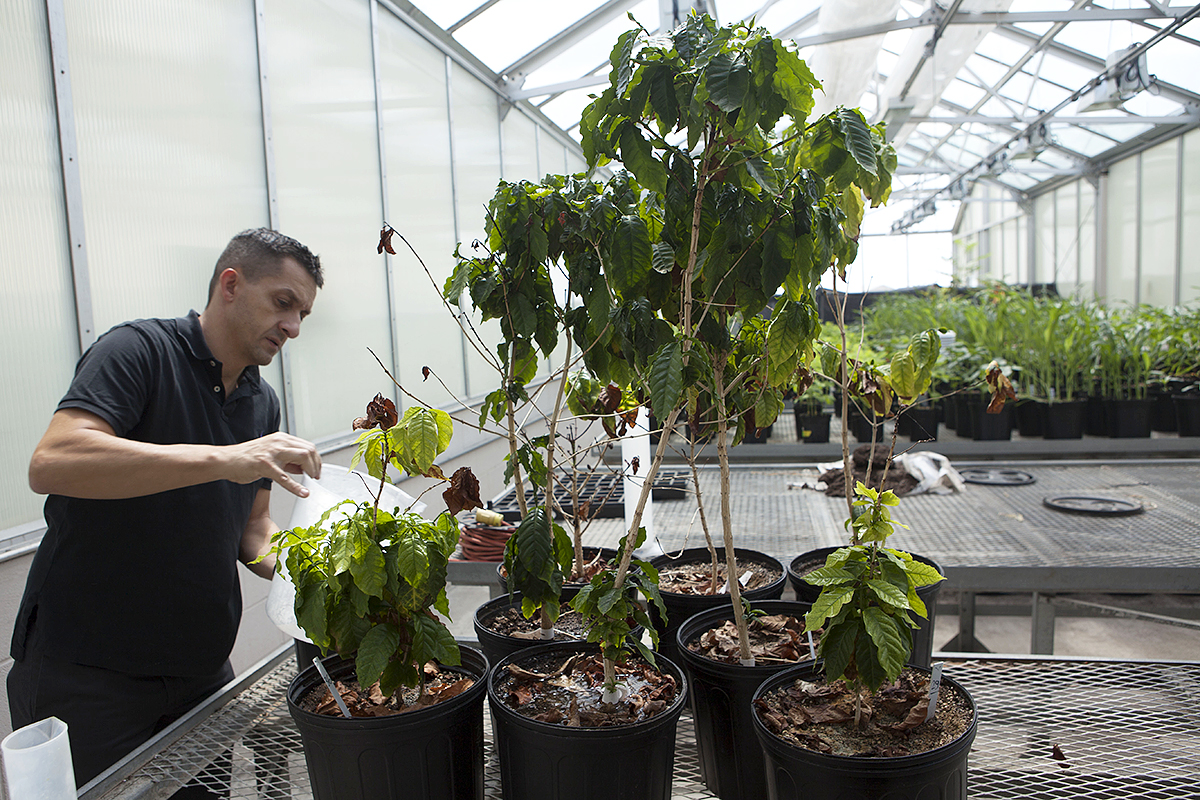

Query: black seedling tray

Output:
[488, 469, 690, 521]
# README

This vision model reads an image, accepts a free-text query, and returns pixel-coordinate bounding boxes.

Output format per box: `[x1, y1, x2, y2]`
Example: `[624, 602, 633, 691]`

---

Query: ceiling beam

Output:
[500, 0, 642, 87]
[448, 0, 505, 33]
[913, 114, 1200, 125]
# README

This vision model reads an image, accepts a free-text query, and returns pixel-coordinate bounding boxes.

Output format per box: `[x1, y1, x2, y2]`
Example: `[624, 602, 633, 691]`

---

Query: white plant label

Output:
[806, 630, 816, 660]
[925, 661, 944, 722]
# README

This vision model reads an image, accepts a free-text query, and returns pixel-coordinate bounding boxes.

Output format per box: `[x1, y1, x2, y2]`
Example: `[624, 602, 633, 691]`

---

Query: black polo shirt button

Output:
[210, 360, 216, 367]
[213, 385, 221, 392]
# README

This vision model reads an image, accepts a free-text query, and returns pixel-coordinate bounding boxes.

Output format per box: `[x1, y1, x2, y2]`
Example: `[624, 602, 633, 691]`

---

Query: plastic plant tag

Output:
[925, 661, 944, 722]
[806, 630, 816, 660]
[312, 658, 352, 718]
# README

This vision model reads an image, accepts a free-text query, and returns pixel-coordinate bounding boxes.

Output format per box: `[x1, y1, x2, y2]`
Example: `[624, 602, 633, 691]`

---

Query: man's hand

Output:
[225, 432, 321, 498]
[29, 408, 321, 500]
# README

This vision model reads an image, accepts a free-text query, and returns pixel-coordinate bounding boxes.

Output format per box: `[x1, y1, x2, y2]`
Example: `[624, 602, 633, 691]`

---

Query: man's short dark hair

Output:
[207, 228, 323, 302]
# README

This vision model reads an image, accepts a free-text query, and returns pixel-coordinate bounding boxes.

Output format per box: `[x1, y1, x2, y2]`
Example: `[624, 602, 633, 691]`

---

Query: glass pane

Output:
[1078, 181, 1096, 298]
[1104, 156, 1138, 304]
[1034, 192, 1055, 286]
[1182, 129, 1200, 305]
[1139, 140, 1178, 307]
[0, 2, 78, 530]
[65, 0, 268, 332]
[265, 0, 389, 442]
[378, 10, 466, 410]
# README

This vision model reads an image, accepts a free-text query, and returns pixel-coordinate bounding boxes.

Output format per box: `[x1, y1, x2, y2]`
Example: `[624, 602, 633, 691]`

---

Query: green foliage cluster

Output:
[269, 406, 461, 700]
[803, 483, 944, 693]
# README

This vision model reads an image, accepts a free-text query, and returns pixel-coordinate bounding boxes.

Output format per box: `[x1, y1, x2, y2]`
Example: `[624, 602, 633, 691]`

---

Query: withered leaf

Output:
[353, 393, 398, 431]
[377, 224, 397, 255]
[630, 456, 640, 476]
[426, 464, 447, 481]
[985, 360, 1017, 413]
[601, 383, 622, 413]
[443, 466, 482, 515]
[422, 366, 431, 381]
[1051, 744, 1067, 761]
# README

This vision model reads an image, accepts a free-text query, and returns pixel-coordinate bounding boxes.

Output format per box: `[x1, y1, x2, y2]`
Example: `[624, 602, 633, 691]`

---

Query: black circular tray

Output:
[961, 468, 1035, 486]
[1042, 495, 1144, 516]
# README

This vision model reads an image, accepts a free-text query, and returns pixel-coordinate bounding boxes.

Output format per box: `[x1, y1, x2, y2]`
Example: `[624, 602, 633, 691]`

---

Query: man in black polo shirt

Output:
[8, 228, 324, 790]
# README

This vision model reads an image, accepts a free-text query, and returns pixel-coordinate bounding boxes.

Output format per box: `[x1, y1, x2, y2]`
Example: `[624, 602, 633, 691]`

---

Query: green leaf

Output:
[508, 292, 537, 339]
[706, 52, 750, 112]
[395, 407, 444, 476]
[867, 578, 910, 611]
[651, 241, 676, 273]
[804, 585, 854, 630]
[411, 612, 460, 667]
[648, 340, 684, 421]
[837, 107, 877, 178]
[350, 541, 387, 598]
[817, 618, 856, 682]
[770, 39, 818, 120]
[356, 623, 401, 688]
[394, 531, 429, 588]
[294, 581, 329, 648]
[606, 214, 652, 297]
[619, 124, 668, 196]
[863, 606, 907, 684]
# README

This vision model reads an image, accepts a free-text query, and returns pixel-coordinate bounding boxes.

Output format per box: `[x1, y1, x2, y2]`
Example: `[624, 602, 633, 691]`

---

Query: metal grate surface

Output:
[95, 655, 1200, 800]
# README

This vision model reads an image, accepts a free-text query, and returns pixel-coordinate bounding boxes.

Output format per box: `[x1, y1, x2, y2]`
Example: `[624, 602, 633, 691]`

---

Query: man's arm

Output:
[240, 487, 278, 579]
[28, 408, 321, 500]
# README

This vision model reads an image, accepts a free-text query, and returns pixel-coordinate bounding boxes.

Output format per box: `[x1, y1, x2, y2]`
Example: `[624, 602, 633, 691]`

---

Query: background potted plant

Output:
[272, 394, 488, 800]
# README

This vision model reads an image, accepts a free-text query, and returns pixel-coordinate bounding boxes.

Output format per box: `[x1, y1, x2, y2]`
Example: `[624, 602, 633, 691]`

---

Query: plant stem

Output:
[687, 434, 720, 594]
[712, 354, 753, 664]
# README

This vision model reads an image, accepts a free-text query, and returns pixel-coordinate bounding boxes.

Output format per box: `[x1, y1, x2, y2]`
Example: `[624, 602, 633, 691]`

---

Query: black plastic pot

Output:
[1015, 398, 1045, 438]
[675, 600, 814, 800]
[1149, 389, 1178, 432]
[473, 592, 637, 667]
[1173, 394, 1200, 437]
[487, 641, 688, 800]
[496, 546, 618, 593]
[967, 399, 1011, 441]
[1085, 395, 1107, 436]
[742, 423, 774, 444]
[847, 407, 881, 443]
[288, 648, 488, 800]
[905, 406, 937, 442]
[751, 661, 977, 800]
[1042, 400, 1085, 439]
[952, 395, 973, 438]
[1106, 398, 1152, 438]
[650, 548, 788, 668]
[796, 413, 831, 443]
[788, 547, 943, 668]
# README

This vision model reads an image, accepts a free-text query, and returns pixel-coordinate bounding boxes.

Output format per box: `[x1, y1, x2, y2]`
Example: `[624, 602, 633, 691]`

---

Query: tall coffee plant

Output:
[569, 14, 896, 666]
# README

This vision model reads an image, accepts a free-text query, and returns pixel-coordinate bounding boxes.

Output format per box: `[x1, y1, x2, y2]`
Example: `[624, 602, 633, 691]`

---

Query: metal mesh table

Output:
[84, 646, 1200, 800]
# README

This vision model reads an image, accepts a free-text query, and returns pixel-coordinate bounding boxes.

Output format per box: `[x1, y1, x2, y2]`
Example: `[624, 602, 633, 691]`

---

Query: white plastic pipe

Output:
[2, 717, 75, 800]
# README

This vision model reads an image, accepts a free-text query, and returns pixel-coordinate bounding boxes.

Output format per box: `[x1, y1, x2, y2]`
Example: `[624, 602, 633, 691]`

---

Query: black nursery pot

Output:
[650, 548, 788, 667]
[1015, 398, 1045, 438]
[905, 406, 938, 442]
[473, 591, 639, 667]
[788, 547, 943, 668]
[487, 641, 688, 800]
[751, 661, 977, 800]
[1176, 393, 1200, 437]
[1042, 399, 1085, 439]
[967, 398, 1011, 441]
[675, 600, 814, 800]
[288, 648, 489, 800]
[1106, 398, 1152, 438]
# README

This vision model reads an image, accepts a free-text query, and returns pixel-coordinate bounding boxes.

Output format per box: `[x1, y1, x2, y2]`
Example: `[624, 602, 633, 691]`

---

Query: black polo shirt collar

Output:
[176, 310, 262, 404]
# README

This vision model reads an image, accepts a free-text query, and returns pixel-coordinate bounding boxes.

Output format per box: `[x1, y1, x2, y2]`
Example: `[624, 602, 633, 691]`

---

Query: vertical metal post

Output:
[1031, 592, 1056, 655]
[1175, 135, 1184, 306]
[44, 0, 95, 355]
[957, 591, 979, 652]
[445, 55, 471, 398]
[252, 0, 300, 433]
[369, 0, 402, 409]
[1096, 170, 1108, 300]
[1134, 153, 1143, 305]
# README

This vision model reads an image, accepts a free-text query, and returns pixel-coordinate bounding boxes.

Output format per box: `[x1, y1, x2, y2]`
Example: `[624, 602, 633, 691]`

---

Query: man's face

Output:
[228, 257, 318, 368]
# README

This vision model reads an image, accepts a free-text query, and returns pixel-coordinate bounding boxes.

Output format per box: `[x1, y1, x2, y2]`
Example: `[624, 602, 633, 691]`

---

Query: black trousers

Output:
[7, 643, 234, 794]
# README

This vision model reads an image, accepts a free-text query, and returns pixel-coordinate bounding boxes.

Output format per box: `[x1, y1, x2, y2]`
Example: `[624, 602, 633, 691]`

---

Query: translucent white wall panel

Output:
[1, 3, 78, 530]
[450, 63, 506, 401]
[1078, 182, 1096, 299]
[567, 151, 586, 176]
[265, 0, 389, 441]
[1034, 193, 1054, 287]
[538, 131, 567, 181]
[64, 0, 268, 331]
[1054, 184, 1079, 290]
[1182, 130, 1200, 305]
[377, 13, 464, 410]
[1105, 157, 1139, 305]
[502, 111, 539, 183]
[1017, 215, 1028, 286]
[1001, 220, 1019, 283]
[1139, 140, 1178, 307]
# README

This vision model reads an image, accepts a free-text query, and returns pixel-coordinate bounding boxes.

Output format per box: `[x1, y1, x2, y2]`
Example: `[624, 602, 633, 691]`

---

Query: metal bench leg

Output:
[1032, 592, 1056, 654]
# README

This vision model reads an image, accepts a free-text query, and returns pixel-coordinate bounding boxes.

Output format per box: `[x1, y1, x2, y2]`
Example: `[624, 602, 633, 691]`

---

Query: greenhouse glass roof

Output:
[406, 0, 1200, 233]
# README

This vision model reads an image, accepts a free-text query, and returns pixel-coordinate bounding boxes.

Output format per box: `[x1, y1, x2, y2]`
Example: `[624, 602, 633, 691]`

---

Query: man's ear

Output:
[216, 267, 240, 302]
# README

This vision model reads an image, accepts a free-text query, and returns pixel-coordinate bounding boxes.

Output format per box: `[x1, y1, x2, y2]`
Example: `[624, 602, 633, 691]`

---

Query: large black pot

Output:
[650, 548, 788, 667]
[905, 406, 938, 442]
[473, 592, 640, 667]
[967, 399, 1011, 441]
[676, 600, 815, 800]
[1173, 393, 1200, 437]
[496, 546, 618, 594]
[487, 641, 688, 800]
[1043, 400, 1085, 439]
[788, 547, 943, 668]
[752, 661, 977, 800]
[795, 410, 831, 443]
[288, 648, 488, 800]
[1015, 398, 1045, 438]
[1106, 398, 1152, 438]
